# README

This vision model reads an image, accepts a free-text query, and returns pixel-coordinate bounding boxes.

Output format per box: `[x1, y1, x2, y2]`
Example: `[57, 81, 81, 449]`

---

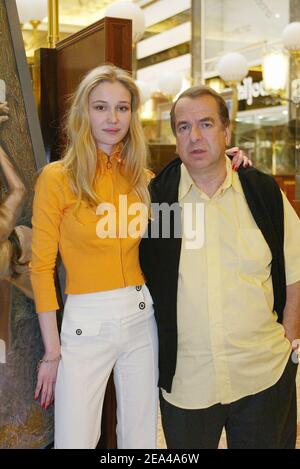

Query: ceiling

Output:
[21, 0, 157, 56]
[22, 0, 154, 31]
[21, 0, 131, 56]
[58, 0, 118, 29]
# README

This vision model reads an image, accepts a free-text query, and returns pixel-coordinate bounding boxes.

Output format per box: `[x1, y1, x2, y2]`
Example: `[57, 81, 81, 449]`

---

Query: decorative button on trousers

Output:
[54, 285, 158, 449]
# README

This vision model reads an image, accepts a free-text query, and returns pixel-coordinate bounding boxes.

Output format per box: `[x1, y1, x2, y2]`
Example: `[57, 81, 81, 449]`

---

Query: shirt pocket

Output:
[238, 228, 272, 276]
[61, 316, 102, 337]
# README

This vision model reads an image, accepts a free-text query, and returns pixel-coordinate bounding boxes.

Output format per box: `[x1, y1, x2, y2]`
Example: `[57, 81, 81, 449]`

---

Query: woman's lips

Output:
[103, 129, 120, 134]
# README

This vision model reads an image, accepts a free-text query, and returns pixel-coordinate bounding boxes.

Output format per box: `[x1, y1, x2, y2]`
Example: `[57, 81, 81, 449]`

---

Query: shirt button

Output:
[136, 286, 142, 291]
[139, 302, 145, 310]
[76, 329, 82, 335]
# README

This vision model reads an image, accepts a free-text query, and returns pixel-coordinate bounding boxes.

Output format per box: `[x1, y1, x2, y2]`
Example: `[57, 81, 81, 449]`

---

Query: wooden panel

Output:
[294, 201, 300, 218]
[274, 175, 299, 214]
[33, 48, 58, 163]
[33, 17, 132, 163]
[105, 17, 132, 71]
[149, 144, 176, 174]
[56, 17, 132, 131]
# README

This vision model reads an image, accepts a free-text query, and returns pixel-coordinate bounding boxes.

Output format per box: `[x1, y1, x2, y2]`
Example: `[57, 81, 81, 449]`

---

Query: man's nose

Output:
[190, 125, 203, 142]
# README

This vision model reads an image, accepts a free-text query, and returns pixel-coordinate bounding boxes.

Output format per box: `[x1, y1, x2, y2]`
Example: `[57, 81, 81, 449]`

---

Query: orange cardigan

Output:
[30, 149, 149, 313]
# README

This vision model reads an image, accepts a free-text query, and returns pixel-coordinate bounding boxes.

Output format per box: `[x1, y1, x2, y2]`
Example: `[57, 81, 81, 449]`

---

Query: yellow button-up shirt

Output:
[163, 157, 300, 409]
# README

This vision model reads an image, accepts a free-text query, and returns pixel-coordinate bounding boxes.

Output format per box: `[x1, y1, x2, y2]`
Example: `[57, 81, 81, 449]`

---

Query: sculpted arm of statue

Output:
[5, 225, 34, 299]
[0, 104, 33, 298]
[0, 102, 26, 242]
[0, 101, 9, 124]
[0, 145, 26, 243]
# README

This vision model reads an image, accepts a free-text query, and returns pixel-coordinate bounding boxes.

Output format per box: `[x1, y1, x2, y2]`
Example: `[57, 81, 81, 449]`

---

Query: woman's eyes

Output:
[118, 106, 130, 112]
[94, 105, 130, 112]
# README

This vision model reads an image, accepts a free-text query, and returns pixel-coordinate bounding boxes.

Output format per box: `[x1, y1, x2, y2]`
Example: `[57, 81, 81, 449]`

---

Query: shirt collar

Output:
[179, 163, 194, 201]
[179, 155, 244, 201]
[227, 156, 244, 195]
[97, 143, 125, 169]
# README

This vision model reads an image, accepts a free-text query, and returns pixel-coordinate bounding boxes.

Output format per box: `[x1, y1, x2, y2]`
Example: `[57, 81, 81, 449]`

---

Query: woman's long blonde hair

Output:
[62, 64, 150, 208]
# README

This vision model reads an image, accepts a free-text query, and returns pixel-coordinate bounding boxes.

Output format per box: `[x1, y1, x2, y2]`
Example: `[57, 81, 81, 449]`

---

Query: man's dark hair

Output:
[170, 85, 230, 135]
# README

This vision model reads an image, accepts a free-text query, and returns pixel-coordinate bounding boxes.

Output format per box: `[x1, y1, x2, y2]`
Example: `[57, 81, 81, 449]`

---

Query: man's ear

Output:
[224, 125, 231, 146]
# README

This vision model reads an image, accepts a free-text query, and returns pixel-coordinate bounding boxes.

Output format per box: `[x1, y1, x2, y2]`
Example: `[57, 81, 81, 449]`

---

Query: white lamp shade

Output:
[158, 73, 182, 97]
[282, 22, 300, 52]
[135, 80, 152, 104]
[217, 52, 248, 83]
[16, 0, 47, 23]
[262, 50, 289, 92]
[105, 1, 145, 43]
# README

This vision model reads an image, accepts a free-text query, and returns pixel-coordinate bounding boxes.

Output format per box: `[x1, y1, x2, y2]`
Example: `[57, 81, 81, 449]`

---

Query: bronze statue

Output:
[0, 101, 32, 298]
[0, 0, 53, 448]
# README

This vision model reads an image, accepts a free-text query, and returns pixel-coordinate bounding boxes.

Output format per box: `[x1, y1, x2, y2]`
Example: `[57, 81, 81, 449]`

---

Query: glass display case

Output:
[235, 105, 296, 175]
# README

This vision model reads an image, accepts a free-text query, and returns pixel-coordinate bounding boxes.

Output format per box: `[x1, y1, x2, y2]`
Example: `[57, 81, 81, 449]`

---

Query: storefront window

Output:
[203, 0, 294, 176]
[140, 0, 296, 178]
[235, 105, 296, 175]
[204, 0, 290, 76]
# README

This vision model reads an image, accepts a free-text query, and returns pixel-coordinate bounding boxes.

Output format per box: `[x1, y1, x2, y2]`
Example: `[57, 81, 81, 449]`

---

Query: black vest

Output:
[139, 157, 286, 392]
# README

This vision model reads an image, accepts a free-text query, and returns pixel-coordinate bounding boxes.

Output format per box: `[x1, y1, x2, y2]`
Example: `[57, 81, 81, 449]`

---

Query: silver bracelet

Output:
[37, 354, 61, 371]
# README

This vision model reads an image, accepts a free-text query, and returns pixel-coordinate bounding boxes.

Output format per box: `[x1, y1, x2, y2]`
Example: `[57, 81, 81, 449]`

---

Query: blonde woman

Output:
[31, 65, 250, 449]
[31, 65, 158, 449]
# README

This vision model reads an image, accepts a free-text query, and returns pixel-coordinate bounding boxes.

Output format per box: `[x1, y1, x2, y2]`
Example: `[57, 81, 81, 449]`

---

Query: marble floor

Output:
[157, 368, 300, 449]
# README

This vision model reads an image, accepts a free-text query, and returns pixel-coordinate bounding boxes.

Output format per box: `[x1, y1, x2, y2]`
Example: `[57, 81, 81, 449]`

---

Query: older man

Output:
[140, 86, 300, 449]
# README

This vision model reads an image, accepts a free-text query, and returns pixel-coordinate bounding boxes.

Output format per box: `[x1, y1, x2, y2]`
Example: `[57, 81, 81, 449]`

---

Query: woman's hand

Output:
[0, 101, 9, 125]
[34, 311, 61, 409]
[34, 353, 61, 409]
[226, 147, 253, 171]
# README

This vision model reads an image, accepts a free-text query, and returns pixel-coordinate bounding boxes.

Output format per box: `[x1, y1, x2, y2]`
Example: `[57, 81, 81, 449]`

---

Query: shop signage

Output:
[238, 76, 268, 105]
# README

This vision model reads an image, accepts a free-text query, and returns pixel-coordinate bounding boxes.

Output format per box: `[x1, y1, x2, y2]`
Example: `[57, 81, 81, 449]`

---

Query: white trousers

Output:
[54, 285, 158, 449]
